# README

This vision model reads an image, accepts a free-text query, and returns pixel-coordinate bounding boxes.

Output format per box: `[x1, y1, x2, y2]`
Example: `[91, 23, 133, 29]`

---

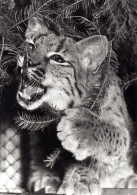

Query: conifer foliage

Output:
[0, 0, 137, 93]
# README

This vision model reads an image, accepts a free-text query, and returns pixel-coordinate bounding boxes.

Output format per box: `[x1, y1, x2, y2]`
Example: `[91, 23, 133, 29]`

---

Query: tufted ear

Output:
[25, 17, 49, 38]
[75, 35, 108, 73]
[25, 16, 60, 40]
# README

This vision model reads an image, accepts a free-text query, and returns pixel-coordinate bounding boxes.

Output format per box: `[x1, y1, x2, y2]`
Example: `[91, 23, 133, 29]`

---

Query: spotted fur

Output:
[16, 16, 136, 195]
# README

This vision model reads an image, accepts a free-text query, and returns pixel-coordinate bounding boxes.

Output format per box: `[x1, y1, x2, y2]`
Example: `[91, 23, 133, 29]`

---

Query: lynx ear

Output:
[75, 35, 108, 73]
[25, 16, 49, 39]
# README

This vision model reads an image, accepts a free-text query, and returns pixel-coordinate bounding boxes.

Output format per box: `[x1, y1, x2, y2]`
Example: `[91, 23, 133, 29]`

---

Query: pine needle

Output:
[0, 37, 5, 65]
[14, 111, 61, 131]
[44, 148, 61, 168]
[123, 73, 137, 90]
[9, 0, 57, 30]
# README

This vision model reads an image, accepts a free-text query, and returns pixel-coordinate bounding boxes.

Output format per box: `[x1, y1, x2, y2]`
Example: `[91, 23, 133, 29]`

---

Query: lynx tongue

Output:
[18, 84, 44, 101]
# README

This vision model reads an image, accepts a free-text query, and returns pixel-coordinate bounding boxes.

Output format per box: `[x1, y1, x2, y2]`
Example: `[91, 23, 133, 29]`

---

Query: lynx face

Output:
[16, 17, 108, 111]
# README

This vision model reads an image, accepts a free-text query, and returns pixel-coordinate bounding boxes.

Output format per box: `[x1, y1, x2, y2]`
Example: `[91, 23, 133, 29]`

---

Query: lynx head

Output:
[16, 16, 108, 111]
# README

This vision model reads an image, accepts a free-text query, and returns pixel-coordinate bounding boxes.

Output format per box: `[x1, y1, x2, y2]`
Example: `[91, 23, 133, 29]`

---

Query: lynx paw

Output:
[58, 178, 100, 195]
[28, 172, 61, 193]
[127, 175, 137, 188]
[57, 108, 91, 161]
[115, 175, 137, 188]
[58, 182, 91, 195]
[57, 165, 100, 195]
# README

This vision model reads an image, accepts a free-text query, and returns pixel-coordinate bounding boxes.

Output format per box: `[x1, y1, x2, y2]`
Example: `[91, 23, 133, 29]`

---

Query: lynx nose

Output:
[28, 59, 32, 66]
[27, 59, 41, 67]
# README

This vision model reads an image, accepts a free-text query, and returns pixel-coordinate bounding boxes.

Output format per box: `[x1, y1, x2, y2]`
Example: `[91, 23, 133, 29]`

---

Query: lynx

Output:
[16, 16, 136, 195]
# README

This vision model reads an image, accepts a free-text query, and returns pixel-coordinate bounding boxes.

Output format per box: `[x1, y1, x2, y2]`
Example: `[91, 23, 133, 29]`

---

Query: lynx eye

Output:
[51, 54, 66, 63]
[26, 42, 35, 50]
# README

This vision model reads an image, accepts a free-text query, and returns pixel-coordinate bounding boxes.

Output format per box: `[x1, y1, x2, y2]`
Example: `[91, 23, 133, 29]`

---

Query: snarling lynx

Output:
[16, 16, 136, 195]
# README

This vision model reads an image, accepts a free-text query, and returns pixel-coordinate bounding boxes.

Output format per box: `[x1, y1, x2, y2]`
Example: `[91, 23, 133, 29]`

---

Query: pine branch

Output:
[0, 37, 13, 90]
[0, 69, 12, 89]
[44, 148, 61, 168]
[69, 15, 101, 35]
[9, 0, 57, 30]
[56, 17, 86, 39]
[56, 0, 82, 32]
[56, 0, 82, 20]
[14, 111, 61, 131]
[123, 73, 137, 90]
[0, 37, 4, 65]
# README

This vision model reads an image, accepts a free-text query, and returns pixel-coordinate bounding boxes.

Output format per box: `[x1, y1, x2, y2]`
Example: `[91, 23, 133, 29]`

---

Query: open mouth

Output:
[17, 77, 47, 103]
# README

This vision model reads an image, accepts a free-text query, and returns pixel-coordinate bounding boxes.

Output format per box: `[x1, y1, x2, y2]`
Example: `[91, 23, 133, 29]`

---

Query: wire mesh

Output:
[0, 124, 23, 193]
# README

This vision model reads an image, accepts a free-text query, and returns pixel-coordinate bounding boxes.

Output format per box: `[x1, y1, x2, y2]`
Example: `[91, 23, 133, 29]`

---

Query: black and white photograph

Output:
[0, 0, 137, 194]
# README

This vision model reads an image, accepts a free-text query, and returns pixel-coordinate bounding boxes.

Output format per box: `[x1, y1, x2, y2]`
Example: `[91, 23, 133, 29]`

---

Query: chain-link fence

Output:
[0, 123, 23, 192]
